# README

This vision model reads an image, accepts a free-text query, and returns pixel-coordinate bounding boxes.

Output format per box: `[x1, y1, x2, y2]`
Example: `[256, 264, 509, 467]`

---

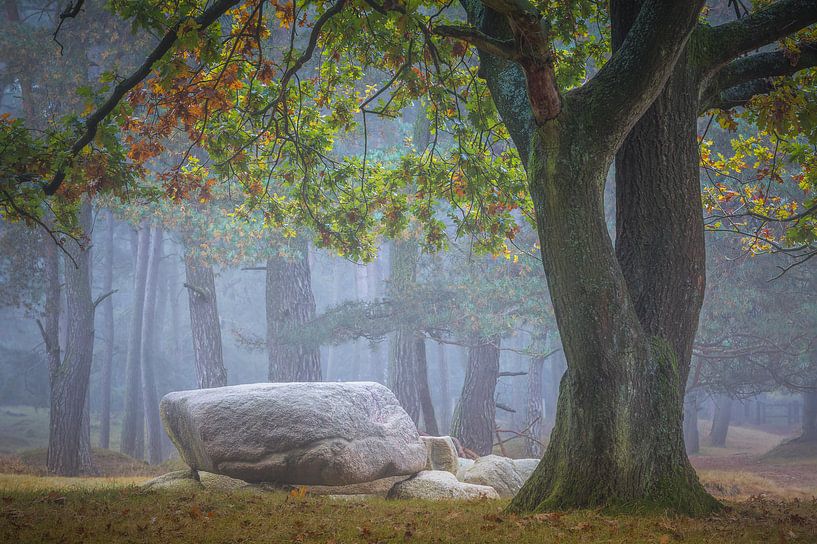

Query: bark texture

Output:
[183, 251, 227, 388]
[683, 391, 700, 455]
[121, 222, 149, 459]
[415, 336, 439, 435]
[451, 338, 500, 456]
[266, 238, 322, 382]
[46, 202, 96, 475]
[800, 389, 817, 442]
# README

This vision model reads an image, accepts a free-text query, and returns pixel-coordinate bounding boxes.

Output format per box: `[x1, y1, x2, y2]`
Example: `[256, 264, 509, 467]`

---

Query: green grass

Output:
[0, 405, 125, 454]
[1, 485, 816, 543]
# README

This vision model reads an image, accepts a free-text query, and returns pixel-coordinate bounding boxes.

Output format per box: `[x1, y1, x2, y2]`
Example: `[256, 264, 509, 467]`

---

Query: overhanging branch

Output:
[433, 24, 518, 60]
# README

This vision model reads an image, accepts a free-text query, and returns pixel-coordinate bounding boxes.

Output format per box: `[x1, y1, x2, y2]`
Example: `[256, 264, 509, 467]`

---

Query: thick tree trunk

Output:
[451, 338, 500, 456]
[415, 336, 439, 435]
[183, 251, 227, 388]
[525, 356, 545, 457]
[98, 209, 114, 449]
[708, 395, 733, 448]
[121, 222, 149, 459]
[46, 202, 96, 475]
[141, 227, 164, 464]
[266, 238, 321, 382]
[509, 111, 716, 514]
[799, 389, 817, 442]
[390, 328, 421, 423]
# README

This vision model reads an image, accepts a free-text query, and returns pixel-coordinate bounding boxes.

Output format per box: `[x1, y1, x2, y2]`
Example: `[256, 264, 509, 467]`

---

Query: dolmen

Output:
[154, 381, 540, 501]
[160, 381, 427, 485]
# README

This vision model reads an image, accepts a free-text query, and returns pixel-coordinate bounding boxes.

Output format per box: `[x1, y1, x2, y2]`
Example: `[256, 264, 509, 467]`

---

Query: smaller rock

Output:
[142, 470, 202, 491]
[421, 436, 459, 474]
[198, 472, 255, 491]
[387, 470, 499, 500]
[513, 458, 539, 482]
[461, 455, 523, 498]
[307, 476, 409, 497]
[456, 458, 475, 481]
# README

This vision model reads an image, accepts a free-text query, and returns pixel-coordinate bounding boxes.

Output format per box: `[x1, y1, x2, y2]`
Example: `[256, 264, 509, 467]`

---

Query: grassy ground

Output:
[2, 410, 816, 543]
[2, 485, 817, 543]
[0, 405, 125, 454]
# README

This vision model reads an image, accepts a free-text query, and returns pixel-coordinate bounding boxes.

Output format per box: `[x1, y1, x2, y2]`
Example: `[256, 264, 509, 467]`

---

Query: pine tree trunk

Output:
[437, 341, 451, 434]
[266, 238, 321, 382]
[46, 202, 96, 475]
[708, 395, 733, 448]
[526, 356, 545, 458]
[98, 209, 114, 449]
[183, 251, 227, 388]
[415, 336, 439, 435]
[799, 389, 817, 442]
[121, 221, 149, 459]
[684, 391, 700, 454]
[451, 338, 500, 456]
[141, 226, 164, 464]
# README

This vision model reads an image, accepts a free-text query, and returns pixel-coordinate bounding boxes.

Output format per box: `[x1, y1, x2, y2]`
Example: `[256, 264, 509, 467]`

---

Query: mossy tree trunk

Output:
[266, 238, 322, 382]
[451, 337, 500, 455]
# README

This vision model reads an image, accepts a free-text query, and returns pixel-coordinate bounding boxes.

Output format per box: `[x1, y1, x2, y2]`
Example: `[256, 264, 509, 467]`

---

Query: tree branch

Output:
[700, 0, 817, 74]
[498, 370, 527, 377]
[705, 78, 775, 111]
[433, 24, 518, 60]
[44, 0, 243, 196]
[92, 289, 117, 309]
[701, 43, 817, 109]
[573, 0, 705, 149]
[183, 282, 210, 300]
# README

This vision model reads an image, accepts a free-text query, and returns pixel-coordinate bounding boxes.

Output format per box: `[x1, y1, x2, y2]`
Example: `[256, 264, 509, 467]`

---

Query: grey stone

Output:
[306, 475, 409, 497]
[456, 458, 475, 481]
[461, 455, 524, 498]
[513, 458, 539, 482]
[387, 470, 499, 500]
[142, 469, 202, 491]
[421, 436, 459, 474]
[161, 382, 427, 486]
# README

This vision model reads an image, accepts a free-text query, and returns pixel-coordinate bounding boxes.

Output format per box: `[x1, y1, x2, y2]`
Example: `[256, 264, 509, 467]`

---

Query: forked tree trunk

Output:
[451, 338, 500, 456]
[266, 238, 321, 382]
[46, 202, 96, 475]
[525, 355, 545, 458]
[415, 336, 439, 435]
[509, 108, 717, 514]
[98, 209, 114, 449]
[141, 227, 164, 464]
[183, 251, 227, 388]
[390, 328, 421, 423]
[121, 222, 149, 459]
[708, 395, 733, 448]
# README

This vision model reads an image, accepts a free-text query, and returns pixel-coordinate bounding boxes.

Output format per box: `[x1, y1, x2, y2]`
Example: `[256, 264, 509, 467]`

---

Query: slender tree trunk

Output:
[684, 391, 700, 454]
[121, 221, 149, 459]
[98, 209, 114, 449]
[266, 238, 321, 382]
[141, 227, 164, 464]
[708, 395, 733, 448]
[799, 389, 817, 442]
[437, 341, 451, 434]
[183, 250, 227, 388]
[451, 337, 500, 456]
[415, 336, 439, 435]
[46, 202, 96, 475]
[526, 355, 545, 457]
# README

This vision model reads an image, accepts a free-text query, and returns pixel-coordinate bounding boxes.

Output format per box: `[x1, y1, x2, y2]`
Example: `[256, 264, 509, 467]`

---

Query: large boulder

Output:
[420, 436, 459, 474]
[161, 382, 427, 486]
[461, 455, 536, 498]
[387, 470, 499, 500]
[307, 475, 409, 497]
[512, 458, 539, 482]
[456, 458, 475, 481]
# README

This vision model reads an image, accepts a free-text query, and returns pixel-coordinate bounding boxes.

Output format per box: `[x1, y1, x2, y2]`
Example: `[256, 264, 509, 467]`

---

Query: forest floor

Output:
[1, 415, 817, 543]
